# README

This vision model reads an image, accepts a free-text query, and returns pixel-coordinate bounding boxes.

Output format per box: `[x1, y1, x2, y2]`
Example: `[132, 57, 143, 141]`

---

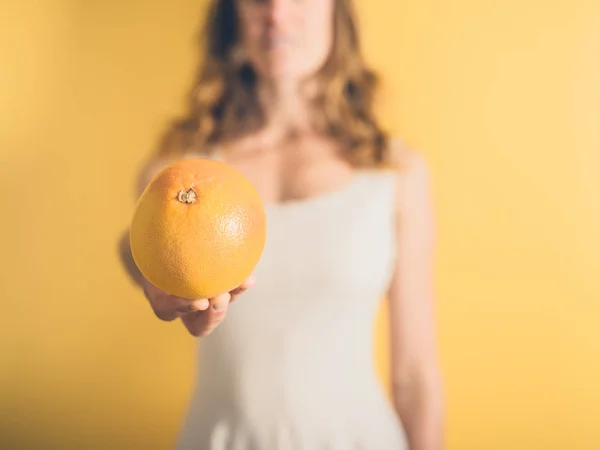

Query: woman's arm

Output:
[387, 148, 444, 450]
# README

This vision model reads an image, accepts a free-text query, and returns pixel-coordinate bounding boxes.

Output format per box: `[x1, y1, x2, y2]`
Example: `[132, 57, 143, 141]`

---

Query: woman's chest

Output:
[216, 136, 354, 204]
[224, 193, 398, 329]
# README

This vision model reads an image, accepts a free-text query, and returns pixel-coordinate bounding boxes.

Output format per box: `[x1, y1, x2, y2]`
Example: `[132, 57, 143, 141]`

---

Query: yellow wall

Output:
[1, 0, 598, 449]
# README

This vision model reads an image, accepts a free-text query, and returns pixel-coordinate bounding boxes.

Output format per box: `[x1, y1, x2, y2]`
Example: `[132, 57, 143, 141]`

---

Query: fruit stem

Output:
[177, 188, 197, 204]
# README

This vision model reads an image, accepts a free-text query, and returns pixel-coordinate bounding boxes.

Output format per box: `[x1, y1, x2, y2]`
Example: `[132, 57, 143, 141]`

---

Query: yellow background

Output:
[1, 0, 599, 449]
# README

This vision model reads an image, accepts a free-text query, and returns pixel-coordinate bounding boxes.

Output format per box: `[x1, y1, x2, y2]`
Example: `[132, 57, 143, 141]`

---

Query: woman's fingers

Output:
[152, 292, 209, 320]
[179, 277, 256, 336]
[181, 292, 231, 337]
[230, 275, 256, 303]
[143, 278, 210, 321]
[145, 275, 255, 335]
[177, 298, 210, 314]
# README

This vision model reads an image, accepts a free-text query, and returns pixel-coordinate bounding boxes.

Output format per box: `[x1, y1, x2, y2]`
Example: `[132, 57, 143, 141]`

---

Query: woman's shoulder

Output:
[385, 136, 434, 213]
[387, 136, 429, 173]
[361, 136, 431, 184]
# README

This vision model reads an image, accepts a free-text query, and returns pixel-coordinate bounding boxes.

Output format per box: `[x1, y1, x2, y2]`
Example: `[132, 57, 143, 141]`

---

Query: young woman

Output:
[120, 0, 444, 448]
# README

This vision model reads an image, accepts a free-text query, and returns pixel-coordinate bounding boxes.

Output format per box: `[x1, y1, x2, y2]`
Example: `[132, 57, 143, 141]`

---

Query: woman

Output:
[120, 0, 444, 448]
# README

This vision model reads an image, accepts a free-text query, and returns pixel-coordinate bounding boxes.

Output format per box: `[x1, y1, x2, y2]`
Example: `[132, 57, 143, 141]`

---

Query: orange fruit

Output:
[130, 158, 267, 299]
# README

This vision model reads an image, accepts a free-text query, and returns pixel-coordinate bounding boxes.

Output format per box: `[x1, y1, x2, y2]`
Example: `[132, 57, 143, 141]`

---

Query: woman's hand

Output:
[142, 276, 256, 337]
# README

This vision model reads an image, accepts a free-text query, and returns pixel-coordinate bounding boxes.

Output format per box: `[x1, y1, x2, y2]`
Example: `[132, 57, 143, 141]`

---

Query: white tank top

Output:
[176, 165, 408, 450]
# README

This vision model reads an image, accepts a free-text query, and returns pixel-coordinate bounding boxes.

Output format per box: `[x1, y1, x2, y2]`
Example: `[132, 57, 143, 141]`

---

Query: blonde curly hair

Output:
[153, 0, 394, 169]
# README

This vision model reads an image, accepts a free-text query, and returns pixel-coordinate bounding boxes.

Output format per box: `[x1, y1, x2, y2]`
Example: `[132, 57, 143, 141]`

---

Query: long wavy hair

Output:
[154, 0, 394, 168]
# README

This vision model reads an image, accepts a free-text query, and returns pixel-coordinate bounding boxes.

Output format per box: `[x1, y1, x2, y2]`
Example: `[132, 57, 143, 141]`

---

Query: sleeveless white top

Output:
[175, 166, 408, 450]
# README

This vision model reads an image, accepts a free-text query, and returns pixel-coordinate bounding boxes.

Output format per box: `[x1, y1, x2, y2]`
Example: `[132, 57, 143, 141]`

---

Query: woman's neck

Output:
[257, 77, 314, 138]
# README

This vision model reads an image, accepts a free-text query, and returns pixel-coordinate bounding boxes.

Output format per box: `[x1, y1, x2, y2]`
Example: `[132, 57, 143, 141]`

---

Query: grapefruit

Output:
[130, 158, 267, 299]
